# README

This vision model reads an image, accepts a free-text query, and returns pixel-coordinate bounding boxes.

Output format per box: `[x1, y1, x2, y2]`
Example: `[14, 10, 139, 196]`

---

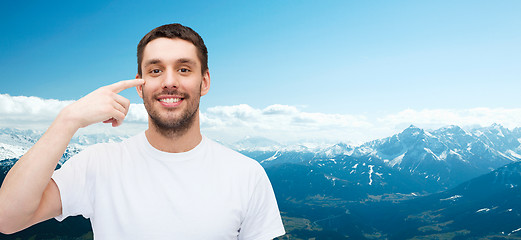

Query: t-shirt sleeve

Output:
[239, 165, 285, 240]
[51, 146, 95, 221]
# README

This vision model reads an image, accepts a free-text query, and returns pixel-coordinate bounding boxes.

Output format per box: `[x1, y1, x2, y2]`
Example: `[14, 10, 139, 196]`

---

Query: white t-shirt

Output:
[52, 132, 285, 240]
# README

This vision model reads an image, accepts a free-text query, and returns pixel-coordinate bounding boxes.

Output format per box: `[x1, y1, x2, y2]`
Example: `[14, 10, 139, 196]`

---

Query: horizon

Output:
[0, 115, 516, 148]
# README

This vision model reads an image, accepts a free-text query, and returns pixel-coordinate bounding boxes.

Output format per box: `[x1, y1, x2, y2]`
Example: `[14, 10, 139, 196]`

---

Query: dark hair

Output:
[137, 23, 208, 76]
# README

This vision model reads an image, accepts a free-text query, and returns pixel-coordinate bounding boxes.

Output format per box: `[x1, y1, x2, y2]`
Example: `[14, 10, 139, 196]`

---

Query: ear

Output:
[200, 70, 211, 96]
[136, 74, 143, 99]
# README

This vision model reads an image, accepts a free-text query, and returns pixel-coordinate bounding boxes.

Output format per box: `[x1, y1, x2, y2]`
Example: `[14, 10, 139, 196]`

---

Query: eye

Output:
[178, 68, 190, 73]
[151, 69, 162, 74]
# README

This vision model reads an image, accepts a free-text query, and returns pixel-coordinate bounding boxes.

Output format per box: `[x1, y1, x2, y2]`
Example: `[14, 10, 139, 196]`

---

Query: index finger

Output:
[107, 79, 145, 93]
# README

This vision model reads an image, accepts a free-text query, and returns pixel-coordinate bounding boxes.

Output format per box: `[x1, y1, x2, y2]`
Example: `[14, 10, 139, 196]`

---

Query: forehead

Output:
[142, 38, 200, 66]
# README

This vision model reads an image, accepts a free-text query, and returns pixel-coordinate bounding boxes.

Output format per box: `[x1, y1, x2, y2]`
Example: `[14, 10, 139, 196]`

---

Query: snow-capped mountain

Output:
[0, 128, 133, 169]
[0, 128, 42, 161]
[315, 142, 355, 158]
[358, 124, 521, 189]
[231, 136, 283, 151]
[241, 124, 521, 195]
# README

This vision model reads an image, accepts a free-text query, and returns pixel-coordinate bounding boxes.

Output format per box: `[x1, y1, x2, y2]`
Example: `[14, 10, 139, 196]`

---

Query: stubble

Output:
[143, 87, 201, 138]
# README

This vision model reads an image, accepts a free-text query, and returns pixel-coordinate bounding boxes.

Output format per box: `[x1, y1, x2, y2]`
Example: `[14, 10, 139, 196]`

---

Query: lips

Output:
[157, 95, 184, 107]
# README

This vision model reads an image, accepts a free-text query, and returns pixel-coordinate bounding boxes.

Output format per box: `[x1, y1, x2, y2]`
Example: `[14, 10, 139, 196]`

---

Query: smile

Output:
[159, 98, 181, 103]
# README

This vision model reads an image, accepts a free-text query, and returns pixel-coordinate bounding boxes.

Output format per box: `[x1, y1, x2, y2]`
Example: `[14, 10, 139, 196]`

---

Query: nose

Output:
[161, 69, 179, 89]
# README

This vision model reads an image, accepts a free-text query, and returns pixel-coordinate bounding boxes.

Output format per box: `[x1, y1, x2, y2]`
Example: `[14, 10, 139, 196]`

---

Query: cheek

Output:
[187, 79, 204, 91]
[141, 81, 159, 93]
[140, 85, 153, 99]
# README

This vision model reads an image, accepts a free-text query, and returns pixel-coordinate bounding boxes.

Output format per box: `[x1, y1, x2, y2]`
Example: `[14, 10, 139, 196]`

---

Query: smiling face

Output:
[136, 37, 210, 136]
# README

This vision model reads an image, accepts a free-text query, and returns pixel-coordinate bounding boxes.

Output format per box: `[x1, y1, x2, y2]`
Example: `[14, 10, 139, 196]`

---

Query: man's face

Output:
[136, 38, 210, 133]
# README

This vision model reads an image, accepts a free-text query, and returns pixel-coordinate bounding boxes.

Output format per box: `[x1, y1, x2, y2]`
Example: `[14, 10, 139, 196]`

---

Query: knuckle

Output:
[102, 105, 114, 114]
[123, 99, 131, 107]
[116, 112, 126, 120]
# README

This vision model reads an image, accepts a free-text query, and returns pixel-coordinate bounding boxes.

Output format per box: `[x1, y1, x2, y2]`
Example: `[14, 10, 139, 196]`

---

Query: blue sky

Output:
[1, 1, 520, 144]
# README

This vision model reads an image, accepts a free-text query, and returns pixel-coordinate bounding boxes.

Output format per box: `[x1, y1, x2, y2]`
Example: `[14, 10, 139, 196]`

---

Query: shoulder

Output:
[205, 137, 259, 163]
[204, 137, 266, 173]
[64, 133, 142, 165]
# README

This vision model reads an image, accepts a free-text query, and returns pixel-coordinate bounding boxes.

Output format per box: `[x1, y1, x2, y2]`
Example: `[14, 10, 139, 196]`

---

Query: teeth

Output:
[160, 98, 181, 103]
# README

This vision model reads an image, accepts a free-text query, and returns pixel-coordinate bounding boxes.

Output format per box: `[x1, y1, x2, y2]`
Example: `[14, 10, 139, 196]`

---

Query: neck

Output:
[145, 113, 202, 153]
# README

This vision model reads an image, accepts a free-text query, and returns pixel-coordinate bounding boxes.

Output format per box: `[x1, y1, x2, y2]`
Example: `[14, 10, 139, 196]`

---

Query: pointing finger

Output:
[108, 79, 145, 93]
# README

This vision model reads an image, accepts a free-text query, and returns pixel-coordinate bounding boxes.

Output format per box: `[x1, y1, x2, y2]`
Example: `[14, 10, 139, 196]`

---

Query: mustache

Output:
[150, 90, 189, 99]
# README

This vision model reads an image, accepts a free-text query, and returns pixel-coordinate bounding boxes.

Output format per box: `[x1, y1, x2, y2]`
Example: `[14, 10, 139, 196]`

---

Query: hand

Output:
[60, 79, 144, 129]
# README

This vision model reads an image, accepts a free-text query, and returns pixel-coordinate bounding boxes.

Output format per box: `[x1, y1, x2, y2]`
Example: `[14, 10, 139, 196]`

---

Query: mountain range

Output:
[240, 124, 521, 239]
[242, 124, 521, 196]
[1, 124, 521, 239]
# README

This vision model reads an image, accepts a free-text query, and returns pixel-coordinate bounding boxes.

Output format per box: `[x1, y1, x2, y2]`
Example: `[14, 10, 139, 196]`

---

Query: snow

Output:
[324, 174, 340, 186]
[494, 125, 505, 137]
[260, 151, 281, 164]
[352, 163, 358, 169]
[476, 208, 490, 213]
[281, 144, 311, 152]
[356, 147, 373, 155]
[389, 153, 404, 167]
[368, 165, 374, 185]
[441, 195, 462, 201]
[507, 150, 521, 159]
[0, 142, 28, 160]
[449, 149, 463, 159]
[439, 151, 448, 160]
[498, 151, 516, 161]
[328, 158, 337, 164]
[424, 148, 441, 161]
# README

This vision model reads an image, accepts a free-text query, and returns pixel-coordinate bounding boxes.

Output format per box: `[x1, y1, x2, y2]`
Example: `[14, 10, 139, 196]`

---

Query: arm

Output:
[0, 79, 144, 234]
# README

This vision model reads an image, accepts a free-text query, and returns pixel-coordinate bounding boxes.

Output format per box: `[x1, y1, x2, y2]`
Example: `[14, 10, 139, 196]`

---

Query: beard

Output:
[143, 88, 201, 138]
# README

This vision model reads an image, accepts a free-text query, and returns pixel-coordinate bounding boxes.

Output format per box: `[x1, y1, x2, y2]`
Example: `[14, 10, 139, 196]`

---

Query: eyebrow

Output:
[143, 59, 162, 68]
[143, 58, 197, 68]
[177, 58, 197, 66]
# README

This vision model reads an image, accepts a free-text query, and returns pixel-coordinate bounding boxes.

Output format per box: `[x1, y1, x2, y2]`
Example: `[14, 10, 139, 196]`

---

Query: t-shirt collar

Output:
[138, 131, 207, 161]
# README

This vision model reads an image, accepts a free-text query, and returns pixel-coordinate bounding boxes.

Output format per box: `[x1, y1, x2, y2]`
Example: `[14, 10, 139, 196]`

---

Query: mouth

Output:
[159, 97, 182, 103]
[157, 96, 184, 107]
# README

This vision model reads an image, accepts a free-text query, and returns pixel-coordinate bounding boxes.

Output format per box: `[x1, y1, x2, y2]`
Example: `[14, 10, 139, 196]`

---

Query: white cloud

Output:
[0, 94, 148, 133]
[127, 104, 148, 122]
[1, 94, 521, 145]
[0, 94, 72, 123]
[202, 104, 380, 145]
[0, 94, 147, 130]
[202, 105, 521, 145]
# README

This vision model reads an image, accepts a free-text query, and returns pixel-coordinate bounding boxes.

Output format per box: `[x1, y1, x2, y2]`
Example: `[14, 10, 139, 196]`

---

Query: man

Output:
[0, 23, 285, 239]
